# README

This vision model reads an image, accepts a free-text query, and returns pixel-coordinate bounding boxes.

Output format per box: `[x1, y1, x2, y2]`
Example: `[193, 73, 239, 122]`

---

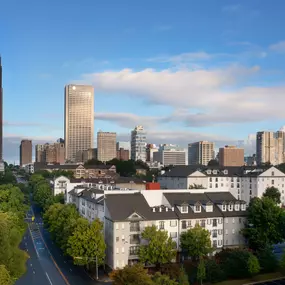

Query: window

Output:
[116, 224, 119, 230]
[232, 229, 235, 234]
[207, 219, 211, 225]
[130, 222, 140, 232]
[228, 204, 233, 211]
[122, 235, 125, 241]
[209, 177, 212, 182]
[218, 240, 223, 246]
[225, 229, 228, 235]
[130, 234, 140, 244]
[213, 240, 217, 247]
[116, 237, 119, 242]
[225, 218, 228, 224]
[170, 232, 177, 238]
[215, 183, 218, 188]
[209, 184, 212, 188]
[218, 229, 223, 235]
[129, 246, 140, 255]
[272, 171, 275, 176]
[213, 219, 217, 227]
[215, 177, 218, 182]
[195, 205, 201, 212]
[159, 221, 165, 230]
[181, 221, 187, 229]
[170, 220, 177, 227]
[232, 218, 235, 224]
[200, 220, 206, 227]
[212, 230, 217, 238]
[231, 183, 234, 188]
[206, 205, 213, 212]
[116, 248, 119, 254]
[181, 205, 188, 213]
[222, 205, 226, 211]
[272, 180, 274, 185]
[122, 247, 125, 253]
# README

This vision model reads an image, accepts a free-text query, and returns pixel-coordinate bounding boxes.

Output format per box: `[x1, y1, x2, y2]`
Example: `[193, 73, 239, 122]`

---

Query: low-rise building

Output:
[66, 188, 247, 269]
[158, 165, 285, 205]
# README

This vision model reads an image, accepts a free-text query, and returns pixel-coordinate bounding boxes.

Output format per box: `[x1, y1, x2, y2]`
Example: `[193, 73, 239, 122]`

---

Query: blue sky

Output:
[1, 0, 285, 162]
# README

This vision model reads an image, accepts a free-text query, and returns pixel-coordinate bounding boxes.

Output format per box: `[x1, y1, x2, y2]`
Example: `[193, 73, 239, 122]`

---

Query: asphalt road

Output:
[252, 279, 285, 284]
[15, 207, 67, 285]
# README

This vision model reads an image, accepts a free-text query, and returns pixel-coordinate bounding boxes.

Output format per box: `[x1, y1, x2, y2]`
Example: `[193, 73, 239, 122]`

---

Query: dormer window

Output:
[206, 204, 213, 212]
[207, 170, 211, 175]
[222, 204, 226, 211]
[241, 204, 246, 211]
[194, 205, 201, 213]
[181, 205, 188, 213]
[213, 170, 217, 175]
[272, 171, 274, 176]
[224, 170, 228, 175]
[228, 204, 233, 211]
[235, 204, 240, 211]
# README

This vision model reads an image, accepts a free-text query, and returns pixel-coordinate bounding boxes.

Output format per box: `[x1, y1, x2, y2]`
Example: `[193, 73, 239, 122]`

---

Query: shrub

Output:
[257, 247, 278, 273]
[205, 259, 225, 283]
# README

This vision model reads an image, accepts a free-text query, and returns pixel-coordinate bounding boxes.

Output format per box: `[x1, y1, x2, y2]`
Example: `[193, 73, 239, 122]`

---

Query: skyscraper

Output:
[64, 85, 94, 162]
[188, 141, 215, 165]
[131, 126, 147, 162]
[97, 131, 117, 162]
[0, 57, 3, 162]
[20, 140, 32, 166]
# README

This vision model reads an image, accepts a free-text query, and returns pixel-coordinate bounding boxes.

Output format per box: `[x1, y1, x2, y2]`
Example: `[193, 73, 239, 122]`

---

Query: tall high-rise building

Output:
[97, 131, 116, 162]
[188, 141, 215, 165]
[64, 85, 94, 162]
[20, 140, 32, 166]
[131, 126, 147, 162]
[256, 131, 285, 165]
[0, 57, 3, 162]
[35, 141, 65, 164]
[219, 145, 244, 167]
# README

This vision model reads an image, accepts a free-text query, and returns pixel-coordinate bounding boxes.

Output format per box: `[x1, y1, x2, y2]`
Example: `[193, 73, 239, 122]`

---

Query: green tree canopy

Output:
[197, 258, 206, 285]
[152, 272, 178, 285]
[247, 255, 260, 276]
[33, 181, 53, 209]
[180, 225, 212, 260]
[242, 197, 285, 251]
[67, 218, 106, 266]
[0, 265, 12, 285]
[263, 186, 281, 204]
[139, 225, 176, 267]
[110, 263, 153, 285]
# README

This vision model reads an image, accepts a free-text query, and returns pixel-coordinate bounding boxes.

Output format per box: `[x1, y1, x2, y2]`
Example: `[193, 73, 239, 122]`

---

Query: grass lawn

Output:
[213, 272, 284, 285]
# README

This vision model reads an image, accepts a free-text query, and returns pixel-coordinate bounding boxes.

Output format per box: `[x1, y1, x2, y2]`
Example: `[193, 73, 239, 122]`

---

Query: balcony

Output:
[130, 234, 140, 244]
[130, 222, 140, 232]
[129, 246, 140, 256]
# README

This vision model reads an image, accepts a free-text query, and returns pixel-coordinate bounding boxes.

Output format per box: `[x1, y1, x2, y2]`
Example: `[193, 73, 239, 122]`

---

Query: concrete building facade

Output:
[35, 142, 65, 164]
[20, 140, 32, 166]
[188, 141, 215, 165]
[153, 144, 186, 166]
[64, 85, 94, 162]
[131, 126, 147, 162]
[219, 146, 244, 167]
[97, 132, 117, 162]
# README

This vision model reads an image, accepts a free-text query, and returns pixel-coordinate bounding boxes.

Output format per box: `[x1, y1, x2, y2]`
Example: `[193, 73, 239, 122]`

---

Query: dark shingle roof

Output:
[105, 193, 177, 221]
[161, 165, 206, 177]
[164, 193, 223, 219]
[81, 188, 104, 203]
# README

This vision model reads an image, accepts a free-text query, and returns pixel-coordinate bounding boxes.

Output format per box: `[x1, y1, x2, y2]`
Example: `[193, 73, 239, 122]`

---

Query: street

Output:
[16, 203, 111, 285]
[251, 279, 285, 284]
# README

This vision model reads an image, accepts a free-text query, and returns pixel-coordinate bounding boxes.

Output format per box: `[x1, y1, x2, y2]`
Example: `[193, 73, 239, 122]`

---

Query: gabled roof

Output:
[105, 193, 177, 221]
[161, 165, 205, 177]
[205, 192, 246, 204]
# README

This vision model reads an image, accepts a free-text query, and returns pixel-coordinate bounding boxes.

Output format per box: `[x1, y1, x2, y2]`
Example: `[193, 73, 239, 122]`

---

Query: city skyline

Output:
[2, 0, 285, 162]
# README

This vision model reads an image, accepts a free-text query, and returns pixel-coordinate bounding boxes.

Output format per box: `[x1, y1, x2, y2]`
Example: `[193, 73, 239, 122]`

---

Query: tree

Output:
[110, 263, 153, 285]
[280, 250, 285, 273]
[152, 272, 178, 285]
[178, 268, 190, 285]
[139, 225, 176, 268]
[33, 182, 53, 209]
[207, 160, 219, 166]
[67, 218, 106, 266]
[242, 197, 285, 251]
[247, 255, 260, 276]
[205, 260, 225, 283]
[189, 184, 206, 189]
[256, 246, 278, 273]
[263, 186, 281, 204]
[197, 258, 206, 285]
[180, 225, 212, 260]
[0, 265, 12, 285]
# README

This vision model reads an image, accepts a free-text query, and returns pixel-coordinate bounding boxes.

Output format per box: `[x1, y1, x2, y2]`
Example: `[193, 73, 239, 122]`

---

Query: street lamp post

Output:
[74, 256, 99, 280]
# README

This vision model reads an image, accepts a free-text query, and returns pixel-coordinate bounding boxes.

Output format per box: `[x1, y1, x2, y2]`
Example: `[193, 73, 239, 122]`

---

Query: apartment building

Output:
[131, 126, 147, 162]
[66, 188, 246, 269]
[97, 132, 117, 162]
[256, 131, 285, 165]
[158, 165, 285, 205]
[219, 146, 244, 167]
[20, 140, 32, 166]
[36, 142, 65, 164]
[188, 141, 214, 166]
[116, 148, 129, 161]
[153, 144, 186, 166]
[146, 144, 159, 162]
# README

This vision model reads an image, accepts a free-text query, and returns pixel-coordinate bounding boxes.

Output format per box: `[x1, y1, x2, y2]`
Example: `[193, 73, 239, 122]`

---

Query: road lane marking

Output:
[27, 222, 39, 258]
[45, 272, 53, 285]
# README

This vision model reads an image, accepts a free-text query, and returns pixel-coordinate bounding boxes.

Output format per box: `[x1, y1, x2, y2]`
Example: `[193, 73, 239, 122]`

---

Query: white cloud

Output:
[82, 65, 285, 126]
[269, 41, 285, 53]
[147, 52, 213, 63]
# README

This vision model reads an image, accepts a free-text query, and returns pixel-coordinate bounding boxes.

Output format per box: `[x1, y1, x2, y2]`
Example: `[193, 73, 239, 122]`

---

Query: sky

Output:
[1, 0, 285, 163]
